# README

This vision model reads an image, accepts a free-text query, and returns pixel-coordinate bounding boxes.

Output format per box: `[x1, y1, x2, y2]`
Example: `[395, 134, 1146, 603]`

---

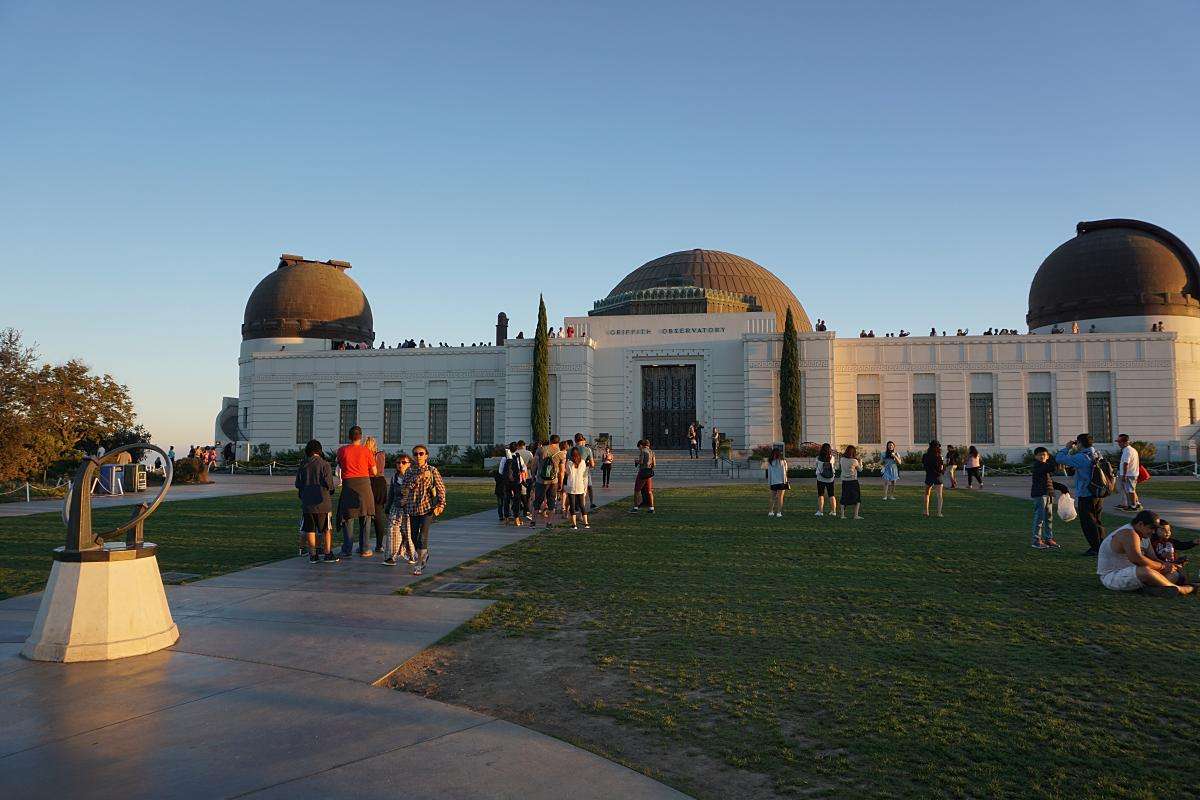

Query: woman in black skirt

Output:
[838, 445, 863, 519]
[922, 440, 945, 518]
[365, 436, 390, 554]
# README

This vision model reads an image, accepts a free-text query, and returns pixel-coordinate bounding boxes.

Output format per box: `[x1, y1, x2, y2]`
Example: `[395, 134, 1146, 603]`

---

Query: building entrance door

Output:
[641, 365, 696, 450]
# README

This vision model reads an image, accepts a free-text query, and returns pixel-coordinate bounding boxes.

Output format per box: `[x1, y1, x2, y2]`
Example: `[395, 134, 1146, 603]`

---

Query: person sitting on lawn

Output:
[1096, 510, 1193, 596]
[1150, 524, 1186, 568]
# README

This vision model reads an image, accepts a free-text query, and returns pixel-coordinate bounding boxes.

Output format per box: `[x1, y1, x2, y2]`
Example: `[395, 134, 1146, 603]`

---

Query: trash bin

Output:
[123, 463, 147, 492]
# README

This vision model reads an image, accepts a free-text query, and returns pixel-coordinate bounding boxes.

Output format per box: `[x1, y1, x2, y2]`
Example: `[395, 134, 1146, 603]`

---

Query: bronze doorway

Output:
[641, 365, 696, 450]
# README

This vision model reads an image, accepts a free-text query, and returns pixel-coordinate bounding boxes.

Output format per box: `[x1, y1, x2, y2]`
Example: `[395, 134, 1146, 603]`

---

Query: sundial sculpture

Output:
[23, 443, 180, 662]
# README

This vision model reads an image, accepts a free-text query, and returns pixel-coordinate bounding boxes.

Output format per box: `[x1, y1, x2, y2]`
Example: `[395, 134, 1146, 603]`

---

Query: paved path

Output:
[0, 484, 691, 800]
[976, 475, 1200, 532]
[0, 473, 297, 518]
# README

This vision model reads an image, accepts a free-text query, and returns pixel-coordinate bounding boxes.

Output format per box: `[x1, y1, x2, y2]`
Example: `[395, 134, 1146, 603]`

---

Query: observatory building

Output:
[219, 221, 1200, 457]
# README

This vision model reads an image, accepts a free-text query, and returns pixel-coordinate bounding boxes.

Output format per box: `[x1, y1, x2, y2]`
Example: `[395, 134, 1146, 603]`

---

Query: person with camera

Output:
[1056, 433, 1112, 556]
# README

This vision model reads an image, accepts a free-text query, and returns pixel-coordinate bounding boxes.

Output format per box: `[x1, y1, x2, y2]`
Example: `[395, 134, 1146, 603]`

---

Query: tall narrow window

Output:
[913, 394, 937, 444]
[295, 400, 313, 444]
[241, 405, 250, 427]
[856, 394, 881, 444]
[338, 400, 357, 443]
[1027, 392, 1052, 443]
[1086, 392, 1112, 443]
[474, 398, 495, 444]
[428, 399, 448, 444]
[969, 393, 995, 444]
[383, 399, 402, 445]
[1190, 398, 1197, 425]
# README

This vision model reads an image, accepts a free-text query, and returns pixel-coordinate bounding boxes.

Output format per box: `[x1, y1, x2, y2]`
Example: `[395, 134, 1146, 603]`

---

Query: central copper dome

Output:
[243, 254, 374, 343]
[592, 249, 811, 330]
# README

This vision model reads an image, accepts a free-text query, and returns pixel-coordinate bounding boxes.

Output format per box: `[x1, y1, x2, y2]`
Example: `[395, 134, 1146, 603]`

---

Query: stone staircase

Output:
[605, 450, 737, 482]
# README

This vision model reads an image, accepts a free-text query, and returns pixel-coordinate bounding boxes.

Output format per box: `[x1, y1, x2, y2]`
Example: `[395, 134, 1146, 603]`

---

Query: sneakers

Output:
[629, 507, 639, 514]
[572, 525, 579, 531]
[361, 550, 374, 558]
[768, 511, 776, 517]
[1045, 539, 1061, 548]
[309, 554, 320, 564]
[322, 553, 340, 563]
[648, 507, 655, 513]
[584, 524, 591, 530]
[777, 511, 783, 518]
[1031, 542, 1048, 549]
[383, 556, 397, 566]
[299, 546, 308, 556]
[412, 564, 423, 576]
[814, 511, 824, 517]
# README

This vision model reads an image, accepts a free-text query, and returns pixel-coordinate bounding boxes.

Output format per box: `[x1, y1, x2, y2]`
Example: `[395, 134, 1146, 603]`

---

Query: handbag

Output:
[1137, 464, 1151, 483]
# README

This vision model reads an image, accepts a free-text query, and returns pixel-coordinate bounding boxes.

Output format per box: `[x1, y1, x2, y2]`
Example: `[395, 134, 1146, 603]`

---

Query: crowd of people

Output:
[293, 425, 446, 574]
[492, 433, 605, 531]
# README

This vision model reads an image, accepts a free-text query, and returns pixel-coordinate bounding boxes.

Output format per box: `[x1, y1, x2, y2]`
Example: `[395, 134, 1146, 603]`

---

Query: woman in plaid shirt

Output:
[402, 444, 447, 575]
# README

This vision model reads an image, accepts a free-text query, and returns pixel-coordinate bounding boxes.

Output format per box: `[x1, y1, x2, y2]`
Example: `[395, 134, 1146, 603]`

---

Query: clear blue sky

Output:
[3, 0, 1198, 449]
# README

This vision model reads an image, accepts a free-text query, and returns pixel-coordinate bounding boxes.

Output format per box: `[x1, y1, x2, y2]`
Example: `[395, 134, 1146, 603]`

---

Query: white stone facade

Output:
[222, 312, 1199, 459]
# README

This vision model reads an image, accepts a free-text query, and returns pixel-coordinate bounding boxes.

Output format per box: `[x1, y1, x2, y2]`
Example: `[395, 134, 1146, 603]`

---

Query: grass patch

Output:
[1136, 478, 1200, 503]
[428, 484, 1200, 799]
[0, 482, 496, 600]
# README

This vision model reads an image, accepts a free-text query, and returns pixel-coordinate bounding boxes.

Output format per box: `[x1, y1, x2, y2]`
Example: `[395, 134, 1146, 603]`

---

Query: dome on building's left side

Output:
[242, 254, 374, 343]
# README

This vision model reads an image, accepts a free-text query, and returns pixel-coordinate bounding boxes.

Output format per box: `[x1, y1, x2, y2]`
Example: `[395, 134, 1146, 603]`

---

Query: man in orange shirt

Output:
[337, 426, 379, 556]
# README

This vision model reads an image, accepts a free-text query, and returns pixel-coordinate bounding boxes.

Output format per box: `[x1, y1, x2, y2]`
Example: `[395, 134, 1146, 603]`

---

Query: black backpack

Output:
[1088, 454, 1115, 498]
[505, 455, 523, 484]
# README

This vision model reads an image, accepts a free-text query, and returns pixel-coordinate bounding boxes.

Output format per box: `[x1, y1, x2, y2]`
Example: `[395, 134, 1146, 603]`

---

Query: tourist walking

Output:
[601, 444, 613, 488]
[503, 442, 527, 527]
[537, 436, 563, 521]
[515, 439, 536, 521]
[838, 445, 863, 519]
[1029, 447, 1065, 549]
[945, 445, 961, 489]
[495, 446, 512, 522]
[564, 447, 591, 530]
[1056, 433, 1113, 556]
[384, 453, 415, 566]
[572, 433, 596, 510]
[711, 426, 720, 460]
[814, 442, 838, 517]
[687, 424, 699, 459]
[922, 440, 944, 518]
[765, 447, 789, 517]
[336, 426, 378, 556]
[365, 436, 389, 554]
[630, 439, 656, 513]
[881, 441, 900, 500]
[1117, 433, 1143, 511]
[167, 445, 175, 462]
[964, 446, 984, 488]
[402, 444, 446, 575]
[295, 439, 338, 563]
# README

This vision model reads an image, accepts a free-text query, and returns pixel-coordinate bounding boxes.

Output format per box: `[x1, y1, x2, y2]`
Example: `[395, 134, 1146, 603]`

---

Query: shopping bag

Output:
[1056, 493, 1077, 522]
[1137, 464, 1151, 484]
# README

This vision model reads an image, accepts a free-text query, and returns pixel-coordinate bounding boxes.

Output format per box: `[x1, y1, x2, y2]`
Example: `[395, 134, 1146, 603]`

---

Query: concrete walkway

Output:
[977, 475, 1200, 532]
[0, 484, 690, 800]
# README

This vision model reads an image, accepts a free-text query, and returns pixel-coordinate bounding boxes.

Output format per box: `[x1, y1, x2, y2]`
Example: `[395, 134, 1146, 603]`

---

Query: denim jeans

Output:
[1031, 496, 1053, 544]
[340, 516, 369, 555]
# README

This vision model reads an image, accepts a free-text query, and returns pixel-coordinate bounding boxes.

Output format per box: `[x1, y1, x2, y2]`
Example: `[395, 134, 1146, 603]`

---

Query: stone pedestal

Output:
[22, 544, 179, 662]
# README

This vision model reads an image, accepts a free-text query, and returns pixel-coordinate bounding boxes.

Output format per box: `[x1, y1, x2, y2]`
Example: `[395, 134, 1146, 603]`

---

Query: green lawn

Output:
[1135, 478, 1200, 503]
[0, 482, 496, 600]
[448, 484, 1200, 799]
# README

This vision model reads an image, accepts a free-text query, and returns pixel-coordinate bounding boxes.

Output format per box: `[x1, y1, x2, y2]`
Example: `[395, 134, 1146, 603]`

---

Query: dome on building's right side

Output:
[1027, 219, 1200, 329]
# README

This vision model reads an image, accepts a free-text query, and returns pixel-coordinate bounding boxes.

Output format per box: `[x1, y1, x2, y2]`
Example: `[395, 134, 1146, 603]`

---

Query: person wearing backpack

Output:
[1056, 433, 1114, 556]
[503, 443, 527, 527]
[814, 442, 838, 517]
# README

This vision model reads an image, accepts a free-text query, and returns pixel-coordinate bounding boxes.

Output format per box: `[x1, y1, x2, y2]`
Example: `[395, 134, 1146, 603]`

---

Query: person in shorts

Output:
[765, 447, 789, 517]
[922, 440, 944, 518]
[631, 439, 656, 513]
[838, 445, 863, 519]
[814, 442, 837, 517]
[564, 447, 591, 530]
[1117, 433, 1142, 511]
[295, 439, 338, 563]
[1096, 510, 1192, 596]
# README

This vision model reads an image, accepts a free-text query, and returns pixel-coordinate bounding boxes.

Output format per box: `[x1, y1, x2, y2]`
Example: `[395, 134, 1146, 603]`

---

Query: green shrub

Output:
[982, 452, 1009, 469]
[901, 451, 926, 470]
[172, 457, 204, 484]
[461, 445, 499, 467]
[434, 445, 461, 465]
[1132, 440, 1157, 464]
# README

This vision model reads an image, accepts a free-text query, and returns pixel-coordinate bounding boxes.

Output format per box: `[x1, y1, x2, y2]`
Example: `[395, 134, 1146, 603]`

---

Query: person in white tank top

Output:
[1097, 511, 1192, 596]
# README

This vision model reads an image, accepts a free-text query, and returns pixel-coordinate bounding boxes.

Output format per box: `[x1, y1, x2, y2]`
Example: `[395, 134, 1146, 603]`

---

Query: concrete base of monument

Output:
[22, 546, 179, 662]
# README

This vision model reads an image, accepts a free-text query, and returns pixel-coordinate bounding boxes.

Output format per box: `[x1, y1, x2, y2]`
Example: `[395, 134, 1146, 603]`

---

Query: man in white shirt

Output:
[1096, 511, 1190, 596]
[1117, 433, 1142, 512]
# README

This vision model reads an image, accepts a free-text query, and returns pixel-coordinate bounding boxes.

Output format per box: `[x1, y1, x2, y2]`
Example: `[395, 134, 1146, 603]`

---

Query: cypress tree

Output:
[531, 295, 550, 441]
[779, 307, 802, 447]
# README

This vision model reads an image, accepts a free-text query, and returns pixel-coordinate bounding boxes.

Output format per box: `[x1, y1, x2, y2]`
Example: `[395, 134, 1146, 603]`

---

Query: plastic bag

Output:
[1056, 493, 1077, 522]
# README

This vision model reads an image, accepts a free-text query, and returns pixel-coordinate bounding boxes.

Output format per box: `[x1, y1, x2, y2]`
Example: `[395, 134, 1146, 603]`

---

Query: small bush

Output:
[901, 451, 926, 469]
[982, 452, 1009, 470]
[460, 445, 498, 467]
[172, 457, 205, 484]
[1132, 441, 1157, 464]
[434, 445, 461, 465]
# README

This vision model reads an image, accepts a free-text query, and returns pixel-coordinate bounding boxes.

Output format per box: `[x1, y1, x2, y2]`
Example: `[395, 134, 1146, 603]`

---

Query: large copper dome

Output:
[242, 254, 375, 342]
[1027, 220, 1200, 329]
[592, 249, 811, 330]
